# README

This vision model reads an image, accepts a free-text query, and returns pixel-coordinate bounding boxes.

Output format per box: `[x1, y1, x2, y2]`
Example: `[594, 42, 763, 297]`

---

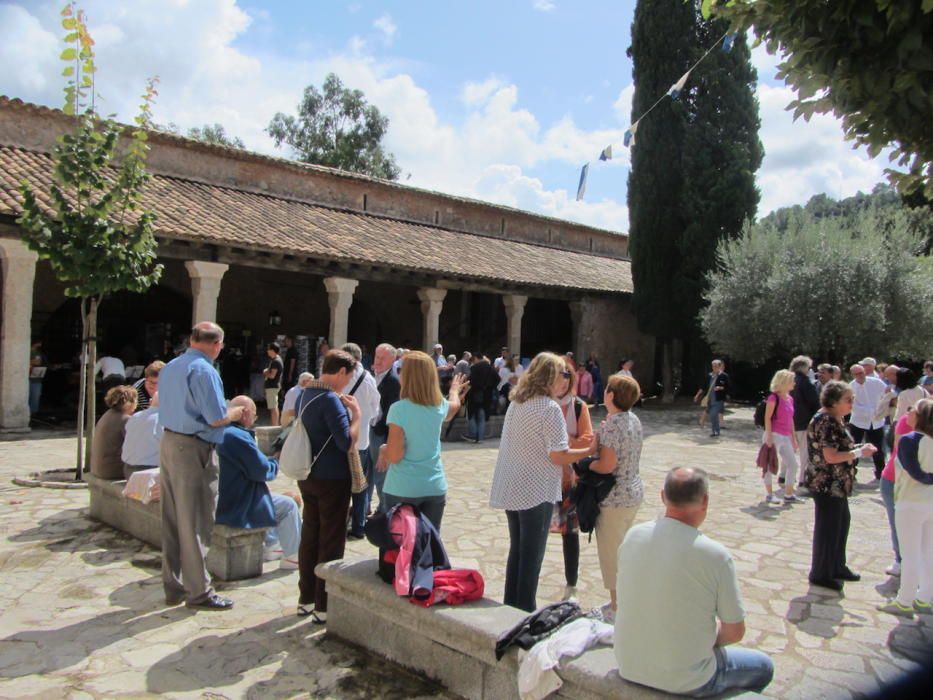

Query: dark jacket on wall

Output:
[792, 371, 821, 431]
[215, 423, 277, 529]
[372, 369, 401, 438]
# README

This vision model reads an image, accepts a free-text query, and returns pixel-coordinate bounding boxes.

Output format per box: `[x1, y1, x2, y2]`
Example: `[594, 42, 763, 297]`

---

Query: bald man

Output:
[216, 396, 301, 570]
[158, 322, 245, 610]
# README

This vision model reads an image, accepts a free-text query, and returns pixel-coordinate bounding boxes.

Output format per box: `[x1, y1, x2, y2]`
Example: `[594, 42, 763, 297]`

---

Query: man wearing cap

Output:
[860, 357, 881, 380]
[158, 321, 245, 610]
[849, 363, 887, 480]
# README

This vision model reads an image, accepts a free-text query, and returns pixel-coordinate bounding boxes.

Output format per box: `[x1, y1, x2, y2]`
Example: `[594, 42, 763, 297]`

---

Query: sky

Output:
[0, 0, 892, 233]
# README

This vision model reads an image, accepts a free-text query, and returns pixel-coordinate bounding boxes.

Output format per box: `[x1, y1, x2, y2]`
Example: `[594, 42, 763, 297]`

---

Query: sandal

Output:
[297, 603, 314, 617]
[311, 609, 327, 624]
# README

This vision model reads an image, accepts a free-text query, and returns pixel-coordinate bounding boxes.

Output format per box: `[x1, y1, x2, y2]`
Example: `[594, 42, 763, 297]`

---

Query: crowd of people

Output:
[86, 320, 933, 697]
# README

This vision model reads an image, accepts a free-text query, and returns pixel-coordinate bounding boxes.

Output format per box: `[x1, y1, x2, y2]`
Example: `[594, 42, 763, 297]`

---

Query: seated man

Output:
[281, 371, 314, 426]
[216, 396, 301, 570]
[121, 391, 164, 480]
[615, 467, 773, 697]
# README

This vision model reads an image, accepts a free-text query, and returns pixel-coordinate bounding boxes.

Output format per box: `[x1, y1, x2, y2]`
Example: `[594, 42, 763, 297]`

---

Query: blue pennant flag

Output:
[668, 70, 691, 101]
[623, 120, 639, 148]
[722, 33, 737, 53]
[575, 163, 589, 201]
[599, 144, 613, 161]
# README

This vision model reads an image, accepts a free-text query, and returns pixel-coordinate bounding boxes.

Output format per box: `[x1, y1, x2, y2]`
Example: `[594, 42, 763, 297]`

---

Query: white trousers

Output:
[794, 429, 810, 484]
[763, 432, 799, 489]
[894, 502, 933, 605]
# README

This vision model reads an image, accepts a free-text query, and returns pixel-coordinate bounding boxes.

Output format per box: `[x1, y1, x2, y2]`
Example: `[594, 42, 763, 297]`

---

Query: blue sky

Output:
[0, 0, 890, 232]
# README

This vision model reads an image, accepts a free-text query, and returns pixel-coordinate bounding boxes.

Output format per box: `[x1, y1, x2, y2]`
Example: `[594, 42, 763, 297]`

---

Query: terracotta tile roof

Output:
[0, 145, 633, 294]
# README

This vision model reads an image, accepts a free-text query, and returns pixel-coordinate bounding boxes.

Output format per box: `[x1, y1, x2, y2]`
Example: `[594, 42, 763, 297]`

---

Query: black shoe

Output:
[347, 530, 364, 541]
[837, 568, 861, 582]
[460, 434, 479, 443]
[709, 433, 720, 438]
[186, 593, 234, 611]
[809, 578, 843, 591]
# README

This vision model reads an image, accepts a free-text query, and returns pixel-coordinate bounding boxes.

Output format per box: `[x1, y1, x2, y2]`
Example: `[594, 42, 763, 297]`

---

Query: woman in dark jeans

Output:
[489, 352, 595, 612]
[806, 380, 877, 591]
[295, 350, 361, 623]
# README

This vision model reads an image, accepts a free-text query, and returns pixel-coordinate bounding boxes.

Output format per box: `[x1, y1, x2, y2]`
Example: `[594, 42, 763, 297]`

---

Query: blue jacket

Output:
[215, 424, 278, 529]
[298, 387, 352, 480]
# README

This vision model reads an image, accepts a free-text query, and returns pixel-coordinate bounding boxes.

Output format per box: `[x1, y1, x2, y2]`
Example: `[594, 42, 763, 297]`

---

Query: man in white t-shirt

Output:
[849, 363, 888, 479]
[493, 347, 509, 370]
[615, 467, 773, 696]
[280, 372, 314, 426]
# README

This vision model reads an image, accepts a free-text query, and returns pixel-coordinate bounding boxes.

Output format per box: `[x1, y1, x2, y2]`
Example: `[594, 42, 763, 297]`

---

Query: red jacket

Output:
[411, 568, 485, 607]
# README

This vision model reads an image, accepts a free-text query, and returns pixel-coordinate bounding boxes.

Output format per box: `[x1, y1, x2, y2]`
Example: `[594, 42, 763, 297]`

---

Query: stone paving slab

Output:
[0, 404, 929, 699]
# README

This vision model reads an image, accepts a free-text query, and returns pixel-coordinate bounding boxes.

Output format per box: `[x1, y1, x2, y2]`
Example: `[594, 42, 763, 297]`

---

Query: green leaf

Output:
[61, 66, 74, 77]
[62, 17, 77, 30]
[60, 47, 77, 61]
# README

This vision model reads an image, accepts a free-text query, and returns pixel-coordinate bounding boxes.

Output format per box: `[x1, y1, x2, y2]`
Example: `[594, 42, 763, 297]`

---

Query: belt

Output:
[164, 428, 211, 444]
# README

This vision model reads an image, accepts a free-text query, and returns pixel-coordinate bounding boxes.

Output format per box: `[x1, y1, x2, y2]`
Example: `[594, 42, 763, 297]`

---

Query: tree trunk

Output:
[75, 298, 89, 481]
[84, 296, 99, 473]
[661, 340, 675, 404]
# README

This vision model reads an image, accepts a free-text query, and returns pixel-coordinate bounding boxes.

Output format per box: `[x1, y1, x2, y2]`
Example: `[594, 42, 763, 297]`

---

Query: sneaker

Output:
[562, 585, 578, 601]
[913, 599, 932, 614]
[460, 434, 479, 444]
[280, 557, 299, 570]
[765, 494, 778, 504]
[783, 494, 798, 503]
[263, 545, 284, 562]
[885, 561, 901, 577]
[877, 600, 914, 618]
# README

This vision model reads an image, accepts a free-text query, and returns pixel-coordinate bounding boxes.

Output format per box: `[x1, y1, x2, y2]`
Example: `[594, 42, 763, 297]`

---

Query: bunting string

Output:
[575, 31, 737, 201]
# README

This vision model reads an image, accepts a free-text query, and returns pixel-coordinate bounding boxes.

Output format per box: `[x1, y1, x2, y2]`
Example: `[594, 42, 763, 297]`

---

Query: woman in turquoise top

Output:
[377, 350, 465, 530]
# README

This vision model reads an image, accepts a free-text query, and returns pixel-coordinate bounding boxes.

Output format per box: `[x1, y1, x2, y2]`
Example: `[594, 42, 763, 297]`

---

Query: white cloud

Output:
[461, 76, 507, 107]
[612, 84, 634, 125]
[533, 1, 557, 12]
[372, 13, 396, 45]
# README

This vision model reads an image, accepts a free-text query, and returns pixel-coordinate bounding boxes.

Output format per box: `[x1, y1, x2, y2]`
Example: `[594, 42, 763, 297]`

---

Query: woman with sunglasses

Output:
[805, 380, 878, 590]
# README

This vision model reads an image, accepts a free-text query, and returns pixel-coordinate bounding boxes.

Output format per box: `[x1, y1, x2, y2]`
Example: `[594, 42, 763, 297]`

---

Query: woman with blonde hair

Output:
[763, 369, 800, 503]
[490, 352, 595, 612]
[587, 373, 643, 615]
[91, 385, 138, 479]
[551, 357, 594, 600]
[378, 350, 465, 530]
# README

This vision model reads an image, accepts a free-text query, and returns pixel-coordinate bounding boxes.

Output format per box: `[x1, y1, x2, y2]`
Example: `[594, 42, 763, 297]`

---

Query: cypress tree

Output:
[627, 0, 761, 398]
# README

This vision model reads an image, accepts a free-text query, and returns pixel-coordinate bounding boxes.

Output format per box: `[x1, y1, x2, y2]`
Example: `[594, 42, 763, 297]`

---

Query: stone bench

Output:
[318, 558, 760, 700]
[86, 473, 267, 581]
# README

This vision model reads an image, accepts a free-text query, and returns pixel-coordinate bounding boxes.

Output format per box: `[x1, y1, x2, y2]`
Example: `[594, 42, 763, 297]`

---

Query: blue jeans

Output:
[264, 493, 302, 558]
[708, 401, 724, 435]
[349, 448, 375, 534]
[690, 646, 774, 697]
[880, 476, 900, 562]
[382, 493, 446, 532]
[369, 429, 388, 513]
[504, 501, 553, 612]
[28, 382, 41, 415]
[468, 406, 487, 441]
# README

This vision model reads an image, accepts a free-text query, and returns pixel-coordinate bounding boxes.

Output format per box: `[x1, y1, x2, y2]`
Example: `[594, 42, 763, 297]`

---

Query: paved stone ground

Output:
[0, 403, 930, 699]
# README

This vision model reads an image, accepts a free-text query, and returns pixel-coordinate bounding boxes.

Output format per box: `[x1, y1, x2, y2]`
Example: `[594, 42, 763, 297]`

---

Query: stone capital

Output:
[323, 276, 360, 297]
[416, 287, 448, 305]
[185, 260, 229, 281]
[185, 260, 228, 326]
[324, 277, 358, 348]
[502, 294, 527, 315]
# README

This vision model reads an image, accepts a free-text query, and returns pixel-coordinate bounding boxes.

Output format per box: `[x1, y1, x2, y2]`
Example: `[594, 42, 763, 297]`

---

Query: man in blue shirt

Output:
[216, 396, 301, 569]
[158, 322, 245, 610]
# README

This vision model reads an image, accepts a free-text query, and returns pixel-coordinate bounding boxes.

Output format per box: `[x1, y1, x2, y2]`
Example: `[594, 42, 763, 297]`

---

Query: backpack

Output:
[753, 393, 776, 429]
[279, 391, 332, 480]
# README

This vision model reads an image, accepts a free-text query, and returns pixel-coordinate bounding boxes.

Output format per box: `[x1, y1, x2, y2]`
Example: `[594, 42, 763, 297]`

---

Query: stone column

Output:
[0, 239, 38, 431]
[324, 276, 358, 348]
[502, 294, 527, 359]
[185, 260, 229, 327]
[417, 287, 447, 352]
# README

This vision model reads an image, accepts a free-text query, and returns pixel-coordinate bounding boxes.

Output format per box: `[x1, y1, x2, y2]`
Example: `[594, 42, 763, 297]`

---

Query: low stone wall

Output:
[317, 557, 724, 700]
[86, 473, 267, 581]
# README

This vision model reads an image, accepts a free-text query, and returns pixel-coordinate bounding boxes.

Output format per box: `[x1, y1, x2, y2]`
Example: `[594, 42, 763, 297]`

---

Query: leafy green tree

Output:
[17, 3, 162, 478]
[703, 0, 933, 199]
[628, 0, 762, 399]
[187, 123, 245, 149]
[268, 73, 401, 180]
[700, 208, 933, 363]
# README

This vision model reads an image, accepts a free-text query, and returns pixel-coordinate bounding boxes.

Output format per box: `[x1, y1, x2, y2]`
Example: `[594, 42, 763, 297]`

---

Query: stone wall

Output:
[573, 296, 656, 391]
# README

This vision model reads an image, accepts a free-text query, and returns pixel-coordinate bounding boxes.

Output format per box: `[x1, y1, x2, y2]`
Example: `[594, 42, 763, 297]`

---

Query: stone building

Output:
[0, 96, 653, 431]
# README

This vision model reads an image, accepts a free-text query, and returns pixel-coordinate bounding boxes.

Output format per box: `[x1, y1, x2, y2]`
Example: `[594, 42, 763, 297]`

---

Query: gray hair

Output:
[297, 372, 314, 386]
[376, 342, 397, 356]
[820, 380, 853, 409]
[817, 363, 832, 374]
[191, 321, 224, 344]
[790, 355, 812, 373]
[663, 467, 709, 507]
[341, 343, 362, 361]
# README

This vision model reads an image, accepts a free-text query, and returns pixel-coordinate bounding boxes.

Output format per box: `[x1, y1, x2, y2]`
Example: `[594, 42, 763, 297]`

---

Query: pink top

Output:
[576, 370, 593, 398]
[766, 393, 794, 436]
[882, 413, 913, 482]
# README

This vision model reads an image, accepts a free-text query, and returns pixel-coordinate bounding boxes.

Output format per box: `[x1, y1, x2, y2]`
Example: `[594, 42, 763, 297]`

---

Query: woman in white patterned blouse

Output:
[588, 373, 644, 613]
[489, 352, 596, 612]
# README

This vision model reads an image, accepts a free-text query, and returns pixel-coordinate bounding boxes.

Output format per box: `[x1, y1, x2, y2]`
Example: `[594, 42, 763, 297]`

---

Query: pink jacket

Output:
[575, 371, 593, 399]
